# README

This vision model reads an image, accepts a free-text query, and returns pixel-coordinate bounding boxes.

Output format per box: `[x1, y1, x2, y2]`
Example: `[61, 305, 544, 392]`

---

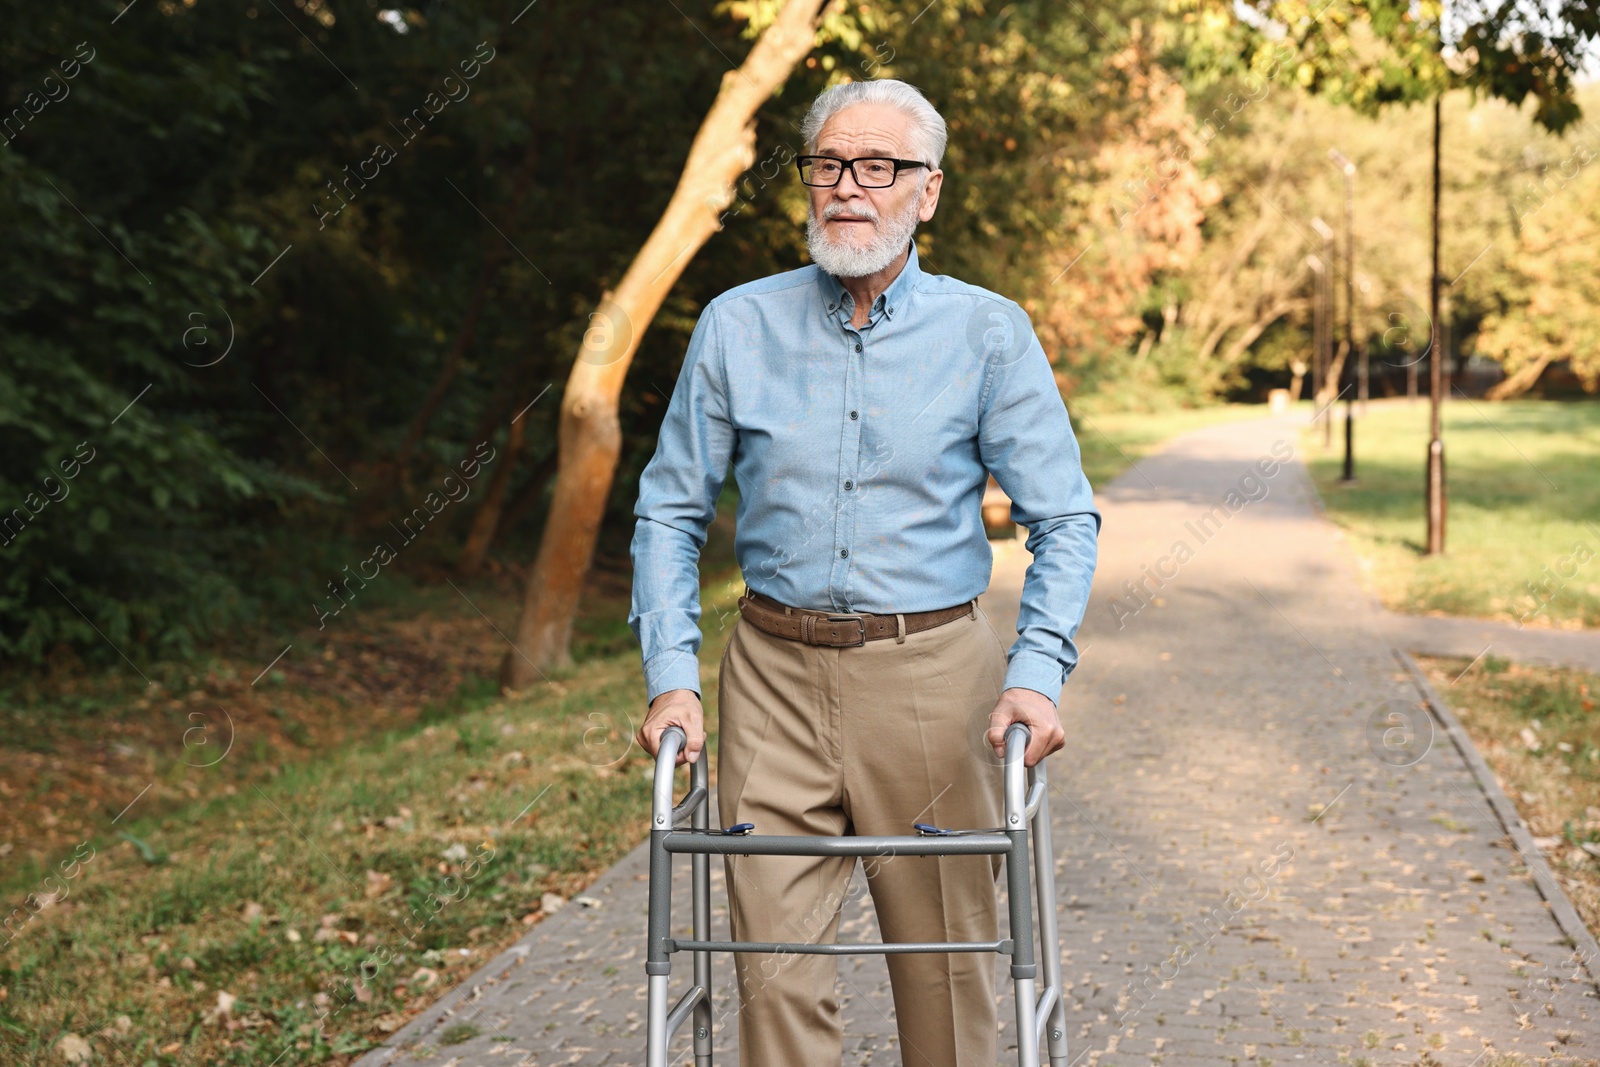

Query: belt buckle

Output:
[825, 614, 867, 647]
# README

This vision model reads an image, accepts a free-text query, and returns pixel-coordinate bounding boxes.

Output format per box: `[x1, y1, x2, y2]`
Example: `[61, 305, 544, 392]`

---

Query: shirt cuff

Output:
[643, 649, 703, 706]
[1002, 649, 1066, 707]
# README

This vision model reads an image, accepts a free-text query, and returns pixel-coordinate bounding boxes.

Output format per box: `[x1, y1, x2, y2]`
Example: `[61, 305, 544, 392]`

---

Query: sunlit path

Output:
[354, 411, 1599, 1066]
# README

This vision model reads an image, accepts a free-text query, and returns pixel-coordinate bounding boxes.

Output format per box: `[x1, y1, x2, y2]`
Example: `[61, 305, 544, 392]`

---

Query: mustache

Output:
[818, 202, 880, 223]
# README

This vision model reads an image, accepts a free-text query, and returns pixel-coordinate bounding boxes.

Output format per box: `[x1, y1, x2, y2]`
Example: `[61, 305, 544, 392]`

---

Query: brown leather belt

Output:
[736, 588, 975, 647]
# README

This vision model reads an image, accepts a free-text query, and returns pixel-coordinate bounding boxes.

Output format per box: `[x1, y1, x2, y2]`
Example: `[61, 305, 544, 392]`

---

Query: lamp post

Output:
[1305, 254, 1325, 420]
[1310, 217, 1336, 449]
[1425, 93, 1447, 554]
[1328, 150, 1362, 414]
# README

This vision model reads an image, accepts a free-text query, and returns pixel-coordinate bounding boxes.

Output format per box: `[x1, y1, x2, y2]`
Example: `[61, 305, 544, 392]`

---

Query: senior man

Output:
[629, 78, 1099, 1065]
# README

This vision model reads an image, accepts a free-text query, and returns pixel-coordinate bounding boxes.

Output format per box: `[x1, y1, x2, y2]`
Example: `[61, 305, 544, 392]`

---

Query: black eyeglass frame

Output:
[794, 155, 931, 188]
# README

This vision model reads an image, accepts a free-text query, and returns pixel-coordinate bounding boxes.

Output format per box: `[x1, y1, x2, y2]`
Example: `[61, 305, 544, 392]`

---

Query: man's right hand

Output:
[636, 688, 705, 767]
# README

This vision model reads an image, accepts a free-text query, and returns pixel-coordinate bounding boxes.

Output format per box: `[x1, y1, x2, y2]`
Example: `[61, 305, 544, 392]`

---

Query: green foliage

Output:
[5, 0, 1593, 671]
[0, 1, 827, 665]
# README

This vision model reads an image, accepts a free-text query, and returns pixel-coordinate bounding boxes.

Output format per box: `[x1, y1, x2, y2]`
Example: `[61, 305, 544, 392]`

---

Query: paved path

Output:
[356, 412, 1600, 1067]
[1377, 611, 1600, 675]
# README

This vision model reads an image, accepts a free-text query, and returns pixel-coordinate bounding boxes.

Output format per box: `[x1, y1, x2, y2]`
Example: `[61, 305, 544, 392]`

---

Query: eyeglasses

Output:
[795, 155, 929, 188]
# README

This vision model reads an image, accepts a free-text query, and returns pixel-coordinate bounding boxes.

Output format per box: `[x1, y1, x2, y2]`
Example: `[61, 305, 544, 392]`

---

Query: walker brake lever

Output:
[677, 822, 755, 836]
[913, 822, 1008, 836]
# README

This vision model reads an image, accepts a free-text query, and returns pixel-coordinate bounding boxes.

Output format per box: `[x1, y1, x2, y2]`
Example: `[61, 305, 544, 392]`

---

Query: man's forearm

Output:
[1004, 509, 1100, 706]
[629, 515, 709, 704]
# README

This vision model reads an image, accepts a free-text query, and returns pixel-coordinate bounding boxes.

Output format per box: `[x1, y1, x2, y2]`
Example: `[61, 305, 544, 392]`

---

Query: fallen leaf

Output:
[56, 1033, 92, 1064]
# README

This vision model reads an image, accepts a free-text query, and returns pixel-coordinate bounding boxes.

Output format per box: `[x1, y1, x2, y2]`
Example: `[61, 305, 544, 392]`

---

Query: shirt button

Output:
[849, 410, 858, 420]
[828, 303, 836, 310]
[840, 548, 849, 558]
[855, 343, 863, 353]
[844, 480, 854, 490]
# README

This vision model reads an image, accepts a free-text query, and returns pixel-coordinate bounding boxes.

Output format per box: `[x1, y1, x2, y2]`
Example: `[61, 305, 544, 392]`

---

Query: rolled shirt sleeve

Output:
[628, 303, 735, 705]
[977, 309, 1102, 707]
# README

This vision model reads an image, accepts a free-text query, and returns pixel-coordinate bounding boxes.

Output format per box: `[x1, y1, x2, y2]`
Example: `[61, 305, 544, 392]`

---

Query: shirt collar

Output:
[815, 239, 921, 326]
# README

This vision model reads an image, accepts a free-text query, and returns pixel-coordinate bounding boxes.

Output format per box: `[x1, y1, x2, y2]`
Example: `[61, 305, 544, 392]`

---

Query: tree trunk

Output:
[1484, 352, 1552, 400]
[1220, 295, 1308, 364]
[499, 0, 832, 690]
[1197, 312, 1243, 362]
[458, 413, 526, 576]
[1132, 327, 1155, 361]
[1289, 359, 1307, 401]
[393, 257, 499, 471]
[378, 135, 544, 502]
[494, 454, 559, 548]
[1320, 338, 1350, 407]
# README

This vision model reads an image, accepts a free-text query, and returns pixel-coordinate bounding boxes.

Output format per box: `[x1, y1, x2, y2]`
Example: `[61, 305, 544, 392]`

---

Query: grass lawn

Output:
[1303, 399, 1600, 628]
[1418, 655, 1600, 942]
[0, 586, 759, 1066]
[0, 403, 1250, 1064]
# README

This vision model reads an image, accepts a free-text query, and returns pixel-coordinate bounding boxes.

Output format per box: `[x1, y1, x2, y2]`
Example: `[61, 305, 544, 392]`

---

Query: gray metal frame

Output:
[644, 721, 1070, 1066]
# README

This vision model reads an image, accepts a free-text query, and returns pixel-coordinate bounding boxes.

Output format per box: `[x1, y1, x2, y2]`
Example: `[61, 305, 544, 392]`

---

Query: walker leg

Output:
[1006, 825, 1040, 1067]
[1030, 762, 1069, 1066]
[646, 826, 673, 1067]
[691, 754, 713, 1065]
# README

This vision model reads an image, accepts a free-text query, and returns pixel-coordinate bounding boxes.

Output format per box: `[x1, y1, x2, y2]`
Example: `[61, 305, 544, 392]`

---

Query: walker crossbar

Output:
[663, 832, 1012, 856]
[668, 938, 1013, 955]
[644, 721, 1071, 1067]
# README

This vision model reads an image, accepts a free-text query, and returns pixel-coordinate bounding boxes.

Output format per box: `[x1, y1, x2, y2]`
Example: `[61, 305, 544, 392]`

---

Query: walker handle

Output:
[652, 726, 688, 829]
[1003, 722, 1032, 830]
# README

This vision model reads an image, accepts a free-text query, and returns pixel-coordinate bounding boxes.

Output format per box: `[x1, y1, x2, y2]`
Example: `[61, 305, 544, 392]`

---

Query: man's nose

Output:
[832, 163, 869, 197]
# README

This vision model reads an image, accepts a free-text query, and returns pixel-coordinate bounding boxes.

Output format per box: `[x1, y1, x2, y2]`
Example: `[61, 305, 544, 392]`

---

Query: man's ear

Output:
[918, 169, 943, 222]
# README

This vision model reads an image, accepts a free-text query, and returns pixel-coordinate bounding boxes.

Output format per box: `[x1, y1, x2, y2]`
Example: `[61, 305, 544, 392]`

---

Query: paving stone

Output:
[354, 413, 1600, 1067]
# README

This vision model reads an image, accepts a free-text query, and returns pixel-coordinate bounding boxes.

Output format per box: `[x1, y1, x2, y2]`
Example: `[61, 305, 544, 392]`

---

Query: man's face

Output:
[805, 102, 942, 276]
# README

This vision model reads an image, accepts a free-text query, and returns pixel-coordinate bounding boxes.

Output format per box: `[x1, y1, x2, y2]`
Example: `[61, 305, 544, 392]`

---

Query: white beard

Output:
[805, 193, 922, 279]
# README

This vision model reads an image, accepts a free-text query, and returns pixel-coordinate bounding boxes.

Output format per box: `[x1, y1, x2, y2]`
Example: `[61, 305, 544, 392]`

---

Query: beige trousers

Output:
[715, 594, 1011, 1066]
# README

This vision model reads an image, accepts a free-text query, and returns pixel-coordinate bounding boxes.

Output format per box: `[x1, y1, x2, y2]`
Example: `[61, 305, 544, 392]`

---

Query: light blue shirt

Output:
[628, 240, 1100, 707]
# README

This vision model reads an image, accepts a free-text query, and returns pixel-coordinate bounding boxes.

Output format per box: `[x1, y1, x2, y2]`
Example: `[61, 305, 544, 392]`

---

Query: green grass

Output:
[1418, 655, 1600, 940]
[1069, 403, 1265, 488]
[0, 498, 748, 1066]
[0, 573, 746, 1066]
[1303, 399, 1600, 626]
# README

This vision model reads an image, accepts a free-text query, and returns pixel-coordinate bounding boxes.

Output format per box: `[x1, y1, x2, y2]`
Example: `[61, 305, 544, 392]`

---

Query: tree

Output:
[499, 0, 836, 689]
[1171, 0, 1600, 552]
[1477, 144, 1600, 399]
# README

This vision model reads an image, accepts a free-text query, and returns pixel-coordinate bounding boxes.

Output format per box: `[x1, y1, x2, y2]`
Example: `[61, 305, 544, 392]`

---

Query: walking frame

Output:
[644, 722, 1070, 1066]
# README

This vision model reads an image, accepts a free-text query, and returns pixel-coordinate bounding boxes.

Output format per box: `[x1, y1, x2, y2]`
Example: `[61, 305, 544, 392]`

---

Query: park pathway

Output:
[355, 411, 1600, 1067]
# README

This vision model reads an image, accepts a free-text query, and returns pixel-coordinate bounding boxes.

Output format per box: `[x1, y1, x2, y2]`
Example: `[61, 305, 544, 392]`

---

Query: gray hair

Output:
[799, 78, 947, 172]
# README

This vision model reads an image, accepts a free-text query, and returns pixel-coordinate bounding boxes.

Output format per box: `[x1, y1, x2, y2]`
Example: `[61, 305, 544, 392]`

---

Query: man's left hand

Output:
[987, 687, 1065, 767]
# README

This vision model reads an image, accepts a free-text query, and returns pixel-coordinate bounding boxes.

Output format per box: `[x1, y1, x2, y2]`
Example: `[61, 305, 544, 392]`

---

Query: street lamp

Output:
[1327, 149, 1359, 483]
[1328, 149, 1362, 415]
[1305, 253, 1326, 427]
[1426, 94, 1446, 554]
[1310, 218, 1336, 449]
